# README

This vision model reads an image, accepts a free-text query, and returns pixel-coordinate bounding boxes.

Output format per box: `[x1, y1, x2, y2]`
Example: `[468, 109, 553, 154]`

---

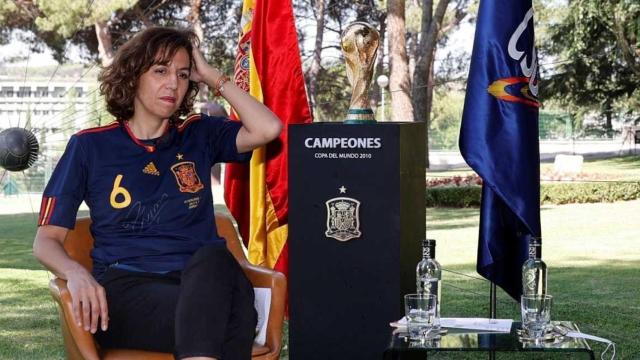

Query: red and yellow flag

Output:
[224, 0, 312, 277]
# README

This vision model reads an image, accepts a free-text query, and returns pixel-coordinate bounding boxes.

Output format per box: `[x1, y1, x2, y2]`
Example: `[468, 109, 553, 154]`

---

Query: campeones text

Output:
[304, 137, 382, 149]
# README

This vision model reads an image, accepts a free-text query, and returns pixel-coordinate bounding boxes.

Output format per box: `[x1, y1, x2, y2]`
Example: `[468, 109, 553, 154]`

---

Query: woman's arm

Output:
[190, 49, 283, 153]
[34, 226, 108, 333]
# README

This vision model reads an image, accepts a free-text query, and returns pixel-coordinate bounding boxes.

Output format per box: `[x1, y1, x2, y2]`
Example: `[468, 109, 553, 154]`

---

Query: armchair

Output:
[48, 212, 286, 360]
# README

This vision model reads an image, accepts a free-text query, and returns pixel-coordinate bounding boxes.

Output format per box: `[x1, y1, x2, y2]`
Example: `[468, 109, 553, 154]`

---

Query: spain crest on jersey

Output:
[325, 197, 361, 242]
[170, 161, 204, 193]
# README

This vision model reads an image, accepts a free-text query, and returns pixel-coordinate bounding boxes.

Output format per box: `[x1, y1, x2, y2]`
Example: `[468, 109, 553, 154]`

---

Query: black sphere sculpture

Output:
[0, 128, 40, 172]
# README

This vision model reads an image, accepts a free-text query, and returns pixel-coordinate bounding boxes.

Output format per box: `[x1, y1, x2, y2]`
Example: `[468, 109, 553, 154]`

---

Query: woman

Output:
[33, 27, 282, 360]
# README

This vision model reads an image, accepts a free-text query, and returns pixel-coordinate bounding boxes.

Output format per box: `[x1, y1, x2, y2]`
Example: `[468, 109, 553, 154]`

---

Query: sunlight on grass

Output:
[429, 200, 640, 358]
[0, 268, 64, 359]
[580, 155, 640, 179]
[1, 176, 639, 358]
[430, 200, 640, 266]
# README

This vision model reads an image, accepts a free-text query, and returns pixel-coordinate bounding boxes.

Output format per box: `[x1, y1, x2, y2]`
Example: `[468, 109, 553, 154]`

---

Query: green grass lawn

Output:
[1, 182, 639, 359]
[576, 155, 640, 180]
[0, 212, 65, 359]
[431, 200, 640, 359]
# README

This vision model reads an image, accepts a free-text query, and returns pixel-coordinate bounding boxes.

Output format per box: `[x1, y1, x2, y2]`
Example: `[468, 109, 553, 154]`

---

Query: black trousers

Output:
[94, 245, 257, 360]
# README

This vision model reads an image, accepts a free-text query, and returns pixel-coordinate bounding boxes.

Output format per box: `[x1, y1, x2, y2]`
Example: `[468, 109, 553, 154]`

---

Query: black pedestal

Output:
[289, 122, 426, 359]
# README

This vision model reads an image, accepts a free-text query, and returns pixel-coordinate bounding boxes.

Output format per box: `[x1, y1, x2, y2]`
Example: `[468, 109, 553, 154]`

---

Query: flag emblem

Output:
[234, 32, 251, 93]
[488, 77, 540, 108]
[142, 162, 160, 176]
[325, 197, 361, 242]
[170, 161, 204, 193]
[487, 7, 540, 108]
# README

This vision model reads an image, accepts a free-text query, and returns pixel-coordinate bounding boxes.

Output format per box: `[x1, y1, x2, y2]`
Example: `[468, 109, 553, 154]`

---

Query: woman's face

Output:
[133, 47, 191, 122]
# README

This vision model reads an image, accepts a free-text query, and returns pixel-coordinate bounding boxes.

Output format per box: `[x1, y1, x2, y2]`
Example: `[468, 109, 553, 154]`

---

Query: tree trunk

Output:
[188, 0, 204, 43]
[372, 13, 387, 115]
[408, 32, 418, 80]
[412, 0, 449, 168]
[387, 0, 414, 122]
[305, 0, 325, 121]
[189, 0, 211, 113]
[94, 20, 114, 67]
[604, 100, 613, 135]
[135, 2, 153, 27]
[612, 11, 640, 77]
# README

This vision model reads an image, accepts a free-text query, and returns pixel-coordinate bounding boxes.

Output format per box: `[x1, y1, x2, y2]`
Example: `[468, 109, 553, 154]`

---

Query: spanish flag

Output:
[224, 0, 312, 278]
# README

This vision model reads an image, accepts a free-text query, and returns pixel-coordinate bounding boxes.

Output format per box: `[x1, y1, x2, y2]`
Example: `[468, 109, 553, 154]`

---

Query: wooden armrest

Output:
[49, 278, 100, 360]
[237, 263, 287, 360]
[239, 261, 286, 289]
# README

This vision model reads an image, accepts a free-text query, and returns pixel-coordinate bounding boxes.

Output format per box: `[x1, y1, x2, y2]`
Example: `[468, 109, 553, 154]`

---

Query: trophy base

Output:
[345, 108, 376, 123]
[344, 119, 377, 124]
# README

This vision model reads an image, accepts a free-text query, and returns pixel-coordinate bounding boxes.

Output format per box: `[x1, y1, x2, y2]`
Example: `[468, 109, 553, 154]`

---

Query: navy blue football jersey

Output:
[38, 114, 251, 279]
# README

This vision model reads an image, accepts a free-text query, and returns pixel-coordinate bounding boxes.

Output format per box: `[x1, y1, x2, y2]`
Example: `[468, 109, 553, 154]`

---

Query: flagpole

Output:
[490, 282, 496, 318]
[490, 283, 496, 360]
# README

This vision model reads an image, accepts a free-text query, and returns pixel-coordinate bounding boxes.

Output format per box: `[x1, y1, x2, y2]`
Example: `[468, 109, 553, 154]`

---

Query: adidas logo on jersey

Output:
[143, 162, 160, 176]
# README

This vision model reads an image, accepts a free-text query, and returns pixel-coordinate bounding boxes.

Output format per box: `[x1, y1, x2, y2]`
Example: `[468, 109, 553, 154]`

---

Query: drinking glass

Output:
[521, 294, 553, 340]
[404, 294, 436, 340]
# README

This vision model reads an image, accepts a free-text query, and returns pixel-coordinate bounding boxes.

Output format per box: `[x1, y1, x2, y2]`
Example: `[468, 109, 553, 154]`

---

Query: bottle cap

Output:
[422, 239, 436, 247]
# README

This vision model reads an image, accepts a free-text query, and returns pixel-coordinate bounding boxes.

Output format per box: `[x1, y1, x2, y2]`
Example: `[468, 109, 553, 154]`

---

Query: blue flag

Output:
[459, 0, 541, 301]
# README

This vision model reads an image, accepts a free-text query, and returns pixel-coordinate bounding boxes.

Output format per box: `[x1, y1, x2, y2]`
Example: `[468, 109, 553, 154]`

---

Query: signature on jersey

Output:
[121, 194, 169, 232]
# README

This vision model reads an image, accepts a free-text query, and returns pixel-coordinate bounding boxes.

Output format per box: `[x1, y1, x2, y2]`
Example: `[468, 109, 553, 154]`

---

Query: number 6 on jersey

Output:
[110, 174, 132, 209]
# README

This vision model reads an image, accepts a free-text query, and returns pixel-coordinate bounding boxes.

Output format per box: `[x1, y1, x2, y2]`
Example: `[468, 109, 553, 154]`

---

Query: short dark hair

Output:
[99, 27, 200, 123]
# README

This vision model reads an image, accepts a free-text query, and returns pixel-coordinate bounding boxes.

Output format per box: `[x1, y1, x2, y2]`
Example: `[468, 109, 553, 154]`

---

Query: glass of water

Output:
[521, 294, 553, 340]
[404, 294, 437, 340]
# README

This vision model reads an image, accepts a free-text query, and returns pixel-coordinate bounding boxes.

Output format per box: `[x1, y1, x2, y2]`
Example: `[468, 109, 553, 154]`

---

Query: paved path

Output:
[429, 140, 639, 170]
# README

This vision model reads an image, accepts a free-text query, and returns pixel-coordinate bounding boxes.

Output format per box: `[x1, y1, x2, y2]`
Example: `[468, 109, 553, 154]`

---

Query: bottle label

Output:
[524, 269, 536, 291]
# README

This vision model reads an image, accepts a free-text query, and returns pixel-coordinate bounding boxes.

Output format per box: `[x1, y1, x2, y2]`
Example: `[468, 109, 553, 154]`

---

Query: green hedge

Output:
[426, 182, 640, 207]
[426, 186, 482, 207]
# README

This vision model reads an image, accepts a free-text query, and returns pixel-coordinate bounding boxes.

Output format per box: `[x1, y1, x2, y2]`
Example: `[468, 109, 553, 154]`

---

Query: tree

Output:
[543, 0, 640, 135]
[0, 0, 141, 64]
[313, 60, 352, 121]
[297, 0, 385, 121]
[410, 0, 471, 167]
[305, 0, 326, 116]
[429, 89, 464, 149]
[0, 0, 240, 66]
[0, 1, 41, 46]
[387, 0, 414, 121]
[610, 1, 640, 77]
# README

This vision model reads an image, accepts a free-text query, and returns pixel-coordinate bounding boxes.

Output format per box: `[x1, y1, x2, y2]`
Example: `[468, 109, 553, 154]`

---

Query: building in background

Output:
[0, 65, 100, 194]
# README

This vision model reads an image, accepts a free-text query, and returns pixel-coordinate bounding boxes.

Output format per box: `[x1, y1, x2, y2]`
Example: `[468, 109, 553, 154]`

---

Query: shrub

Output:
[541, 182, 640, 204]
[426, 182, 640, 207]
[426, 186, 482, 207]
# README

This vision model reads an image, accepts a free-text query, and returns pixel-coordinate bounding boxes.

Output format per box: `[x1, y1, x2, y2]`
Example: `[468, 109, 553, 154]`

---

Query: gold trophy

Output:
[341, 22, 380, 124]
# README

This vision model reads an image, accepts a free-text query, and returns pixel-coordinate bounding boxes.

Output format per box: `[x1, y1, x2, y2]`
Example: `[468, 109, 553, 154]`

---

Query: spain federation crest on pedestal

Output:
[325, 196, 361, 241]
[171, 161, 204, 193]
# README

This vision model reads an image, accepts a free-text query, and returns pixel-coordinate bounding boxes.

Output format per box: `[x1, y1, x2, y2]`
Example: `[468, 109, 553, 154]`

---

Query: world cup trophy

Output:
[341, 22, 380, 124]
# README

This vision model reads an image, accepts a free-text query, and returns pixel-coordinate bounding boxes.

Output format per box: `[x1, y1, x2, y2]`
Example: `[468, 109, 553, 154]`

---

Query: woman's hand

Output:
[66, 267, 109, 333]
[34, 225, 110, 334]
[190, 47, 222, 86]
[188, 45, 282, 152]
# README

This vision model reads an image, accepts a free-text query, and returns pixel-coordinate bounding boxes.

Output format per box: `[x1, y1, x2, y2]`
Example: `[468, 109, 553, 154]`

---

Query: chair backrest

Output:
[64, 218, 94, 271]
[214, 213, 250, 264]
[63, 213, 249, 269]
